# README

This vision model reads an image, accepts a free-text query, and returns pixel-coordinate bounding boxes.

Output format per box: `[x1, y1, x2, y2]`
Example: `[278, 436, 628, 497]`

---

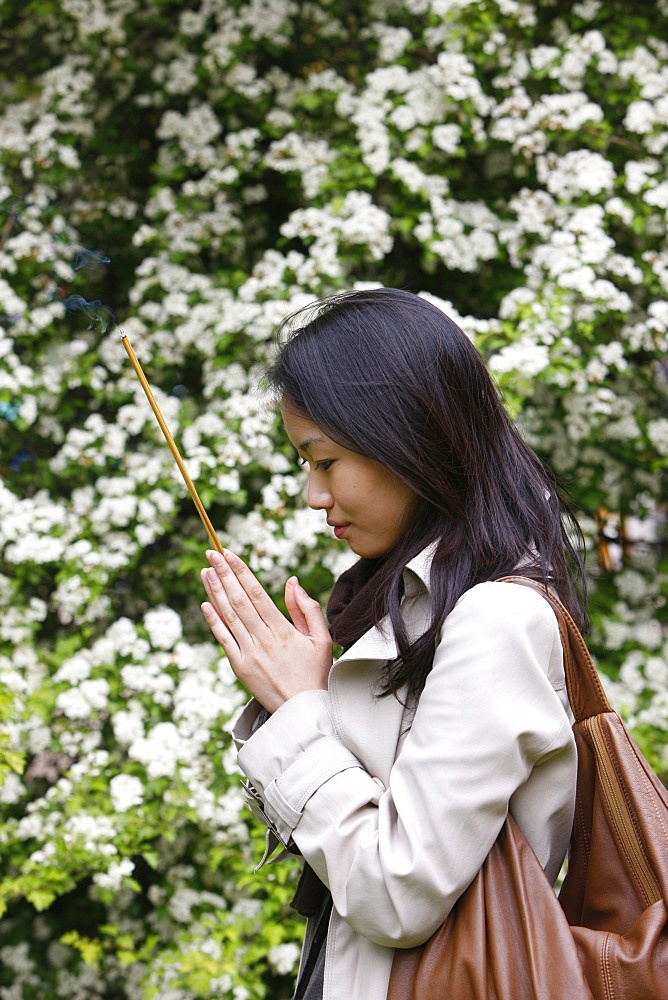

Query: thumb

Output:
[285, 576, 308, 635]
[293, 580, 330, 643]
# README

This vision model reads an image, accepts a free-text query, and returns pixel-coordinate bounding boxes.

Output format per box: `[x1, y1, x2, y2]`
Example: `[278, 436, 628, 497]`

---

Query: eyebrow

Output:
[298, 434, 328, 453]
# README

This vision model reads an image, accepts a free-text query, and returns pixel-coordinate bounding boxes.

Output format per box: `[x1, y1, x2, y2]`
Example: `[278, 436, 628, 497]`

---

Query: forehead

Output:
[280, 404, 331, 452]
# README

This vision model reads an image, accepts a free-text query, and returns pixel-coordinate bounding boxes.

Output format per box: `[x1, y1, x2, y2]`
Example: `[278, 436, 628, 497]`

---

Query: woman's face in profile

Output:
[282, 406, 416, 559]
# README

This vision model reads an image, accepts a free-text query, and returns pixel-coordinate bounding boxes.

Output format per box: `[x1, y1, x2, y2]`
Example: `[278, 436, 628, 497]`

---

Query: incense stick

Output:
[120, 331, 224, 554]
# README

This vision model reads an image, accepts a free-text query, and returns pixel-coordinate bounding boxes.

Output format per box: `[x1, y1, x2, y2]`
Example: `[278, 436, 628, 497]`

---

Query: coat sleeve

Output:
[234, 582, 576, 948]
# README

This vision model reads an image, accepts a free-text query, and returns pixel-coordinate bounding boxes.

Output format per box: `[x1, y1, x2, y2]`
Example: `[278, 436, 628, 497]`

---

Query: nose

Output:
[307, 472, 333, 511]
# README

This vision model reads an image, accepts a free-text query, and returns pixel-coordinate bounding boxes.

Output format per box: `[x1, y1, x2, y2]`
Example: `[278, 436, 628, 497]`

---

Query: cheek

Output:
[369, 495, 410, 542]
[378, 475, 412, 512]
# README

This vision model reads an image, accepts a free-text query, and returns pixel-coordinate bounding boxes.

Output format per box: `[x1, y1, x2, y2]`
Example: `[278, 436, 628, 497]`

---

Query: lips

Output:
[328, 521, 350, 539]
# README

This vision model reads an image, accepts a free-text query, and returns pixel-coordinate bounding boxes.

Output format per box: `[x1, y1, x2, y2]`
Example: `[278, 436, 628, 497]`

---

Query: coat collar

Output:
[334, 541, 436, 664]
[402, 540, 437, 596]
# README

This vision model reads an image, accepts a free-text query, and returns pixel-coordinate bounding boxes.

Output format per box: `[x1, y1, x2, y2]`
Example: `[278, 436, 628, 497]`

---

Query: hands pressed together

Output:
[200, 549, 333, 713]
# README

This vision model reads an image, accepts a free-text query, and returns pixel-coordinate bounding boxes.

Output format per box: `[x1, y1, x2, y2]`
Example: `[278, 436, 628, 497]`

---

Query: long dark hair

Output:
[266, 287, 587, 700]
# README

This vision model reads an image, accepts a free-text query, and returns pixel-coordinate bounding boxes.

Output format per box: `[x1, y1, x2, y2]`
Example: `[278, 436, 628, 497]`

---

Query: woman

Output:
[200, 288, 586, 1000]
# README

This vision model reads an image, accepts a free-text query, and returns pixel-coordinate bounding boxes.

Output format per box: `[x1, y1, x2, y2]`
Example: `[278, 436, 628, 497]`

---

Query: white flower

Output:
[624, 158, 660, 194]
[537, 149, 615, 198]
[389, 104, 417, 131]
[92, 857, 135, 890]
[143, 607, 183, 650]
[111, 707, 146, 746]
[264, 133, 335, 199]
[645, 181, 668, 209]
[0, 941, 35, 974]
[431, 123, 461, 154]
[647, 418, 668, 456]
[267, 942, 300, 975]
[0, 773, 24, 805]
[232, 898, 263, 919]
[624, 100, 656, 134]
[16, 814, 45, 841]
[121, 662, 174, 703]
[372, 24, 412, 62]
[605, 196, 634, 225]
[645, 656, 668, 687]
[64, 813, 116, 849]
[56, 679, 110, 719]
[53, 653, 91, 685]
[489, 338, 550, 377]
[173, 669, 243, 734]
[632, 620, 663, 651]
[109, 774, 144, 813]
[168, 886, 201, 922]
[606, 414, 641, 442]
[615, 570, 650, 603]
[128, 722, 187, 779]
[157, 104, 222, 150]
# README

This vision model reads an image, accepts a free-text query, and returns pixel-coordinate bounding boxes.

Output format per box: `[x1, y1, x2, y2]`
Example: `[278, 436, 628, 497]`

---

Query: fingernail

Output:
[209, 550, 224, 566]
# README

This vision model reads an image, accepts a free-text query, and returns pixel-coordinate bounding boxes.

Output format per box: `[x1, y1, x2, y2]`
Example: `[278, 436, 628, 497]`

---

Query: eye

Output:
[297, 455, 335, 472]
[296, 455, 334, 472]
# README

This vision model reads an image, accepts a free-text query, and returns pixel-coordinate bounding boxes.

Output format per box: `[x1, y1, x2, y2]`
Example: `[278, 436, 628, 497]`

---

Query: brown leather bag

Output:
[387, 578, 668, 1000]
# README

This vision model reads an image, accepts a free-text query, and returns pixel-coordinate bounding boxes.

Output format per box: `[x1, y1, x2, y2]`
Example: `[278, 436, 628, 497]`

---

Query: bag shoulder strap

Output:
[498, 576, 611, 724]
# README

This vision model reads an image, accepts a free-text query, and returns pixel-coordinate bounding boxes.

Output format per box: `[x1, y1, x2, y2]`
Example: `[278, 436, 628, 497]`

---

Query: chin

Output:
[349, 542, 389, 559]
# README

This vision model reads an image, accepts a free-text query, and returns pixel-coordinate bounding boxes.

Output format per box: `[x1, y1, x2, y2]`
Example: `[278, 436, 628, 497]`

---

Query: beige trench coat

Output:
[233, 546, 576, 1000]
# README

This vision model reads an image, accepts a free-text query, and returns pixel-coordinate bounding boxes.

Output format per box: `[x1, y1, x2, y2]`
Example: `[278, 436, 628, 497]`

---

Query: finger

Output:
[285, 577, 309, 635]
[201, 564, 257, 649]
[200, 601, 239, 656]
[201, 566, 219, 608]
[200, 566, 231, 622]
[203, 553, 264, 640]
[211, 550, 287, 631]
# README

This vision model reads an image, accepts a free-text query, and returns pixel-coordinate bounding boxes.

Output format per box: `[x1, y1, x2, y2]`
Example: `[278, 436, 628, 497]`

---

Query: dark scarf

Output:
[291, 556, 389, 917]
[327, 555, 390, 650]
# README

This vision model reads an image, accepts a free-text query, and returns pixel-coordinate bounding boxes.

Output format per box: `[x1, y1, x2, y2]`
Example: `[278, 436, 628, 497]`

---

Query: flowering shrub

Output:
[0, 0, 666, 996]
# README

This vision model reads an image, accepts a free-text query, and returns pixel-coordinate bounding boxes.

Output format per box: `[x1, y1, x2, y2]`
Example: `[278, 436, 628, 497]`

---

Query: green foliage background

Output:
[0, 0, 666, 996]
